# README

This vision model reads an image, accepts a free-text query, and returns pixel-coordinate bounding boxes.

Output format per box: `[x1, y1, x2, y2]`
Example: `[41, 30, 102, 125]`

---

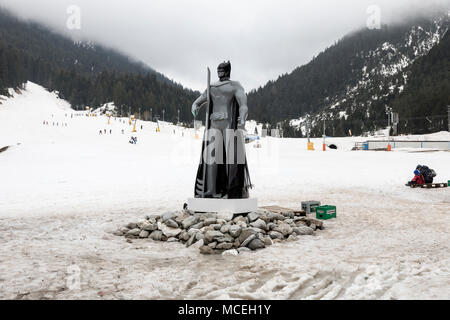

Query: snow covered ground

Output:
[0, 82, 449, 299]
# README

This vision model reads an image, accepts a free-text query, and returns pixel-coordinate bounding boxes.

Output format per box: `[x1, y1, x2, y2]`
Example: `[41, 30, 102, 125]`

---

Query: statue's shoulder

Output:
[230, 80, 245, 91]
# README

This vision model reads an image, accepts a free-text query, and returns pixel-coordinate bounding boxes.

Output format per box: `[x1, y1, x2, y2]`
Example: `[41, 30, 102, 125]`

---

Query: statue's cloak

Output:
[194, 95, 252, 199]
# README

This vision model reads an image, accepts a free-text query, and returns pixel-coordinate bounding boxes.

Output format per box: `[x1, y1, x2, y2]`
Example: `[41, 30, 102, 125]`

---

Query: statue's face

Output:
[217, 62, 231, 80]
[218, 69, 227, 79]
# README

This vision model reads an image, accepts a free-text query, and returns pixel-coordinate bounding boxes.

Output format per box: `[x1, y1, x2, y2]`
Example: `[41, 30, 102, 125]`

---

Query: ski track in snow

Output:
[0, 82, 449, 300]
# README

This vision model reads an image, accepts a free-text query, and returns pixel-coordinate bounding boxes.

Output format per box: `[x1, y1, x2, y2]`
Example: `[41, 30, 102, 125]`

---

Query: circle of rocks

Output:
[113, 209, 324, 256]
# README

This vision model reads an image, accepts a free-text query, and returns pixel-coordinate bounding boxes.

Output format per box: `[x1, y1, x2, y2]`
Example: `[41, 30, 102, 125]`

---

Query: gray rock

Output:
[182, 216, 199, 229]
[216, 242, 234, 250]
[287, 234, 298, 241]
[204, 218, 217, 226]
[310, 223, 317, 231]
[195, 232, 205, 241]
[240, 234, 256, 248]
[191, 239, 204, 249]
[161, 211, 178, 223]
[208, 242, 217, 249]
[220, 224, 231, 234]
[167, 237, 179, 242]
[203, 225, 216, 232]
[233, 215, 248, 224]
[249, 227, 266, 234]
[248, 239, 265, 250]
[190, 222, 204, 230]
[198, 213, 217, 221]
[186, 234, 196, 247]
[216, 211, 234, 222]
[282, 211, 295, 218]
[237, 247, 252, 253]
[236, 221, 248, 229]
[143, 223, 158, 232]
[267, 222, 277, 231]
[137, 220, 150, 229]
[126, 228, 141, 236]
[199, 245, 215, 255]
[159, 224, 182, 238]
[247, 212, 260, 222]
[126, 223, 138, 230]
[212, 224, 222, 230]
[139, 230, 150, 238]
[222, 249, 239, 256]
[293, 226, 314, 236]
[216, 219, 227, 226]
[233, 239, 240, 248]
[145, 213, 159, 220]
[274, 223, 293, 236]
[237, 228, 257, 243]
[174, 213, 190, 224]
[149, 230, 163, 241]
[188, 228, 200, 237]
[147, 217, 157, 225]
[165, 219, 179, 228]
[264, 236, 273, 246]
[119, 227, 130, 233]
[215, 234, 234, 243]
[204, 230, 225, 243]
[268, 231, 284, 240]
[178, 231, 190, 242]
[284, 218, 294, 224]
[268, 212, 285, 221]
[113, 230, 124, 236]
[250, 219, 267, 230]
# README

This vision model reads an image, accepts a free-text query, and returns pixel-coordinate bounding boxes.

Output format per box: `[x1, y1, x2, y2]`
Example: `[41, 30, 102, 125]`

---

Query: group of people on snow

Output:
[408, 165, 437, 186]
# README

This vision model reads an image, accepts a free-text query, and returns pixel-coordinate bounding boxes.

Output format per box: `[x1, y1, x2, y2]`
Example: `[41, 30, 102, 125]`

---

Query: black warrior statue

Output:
[191, 61, 252, 199]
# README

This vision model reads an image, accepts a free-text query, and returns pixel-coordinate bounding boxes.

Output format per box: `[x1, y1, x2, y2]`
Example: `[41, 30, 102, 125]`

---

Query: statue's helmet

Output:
[217, 61, 231, 79]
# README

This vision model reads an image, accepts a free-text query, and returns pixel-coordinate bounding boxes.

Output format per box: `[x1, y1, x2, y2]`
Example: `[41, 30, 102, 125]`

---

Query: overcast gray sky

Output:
[1, 0, 448, 91]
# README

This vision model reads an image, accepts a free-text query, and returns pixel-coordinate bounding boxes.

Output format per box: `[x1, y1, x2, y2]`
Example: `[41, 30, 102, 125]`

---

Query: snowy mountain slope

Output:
[311, 17, 449, 129]
[0, 82, 72, 147]
[249, 13, 449, 136]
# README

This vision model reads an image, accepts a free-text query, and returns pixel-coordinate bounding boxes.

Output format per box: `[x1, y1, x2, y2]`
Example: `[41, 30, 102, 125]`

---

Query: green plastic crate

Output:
[316, 205, 337, 220]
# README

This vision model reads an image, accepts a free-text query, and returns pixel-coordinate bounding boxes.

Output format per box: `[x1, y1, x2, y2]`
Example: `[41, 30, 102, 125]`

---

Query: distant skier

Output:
[99, 130, 102, 135]
[110, 129, 112, 134]
[104, 129, 107, 134]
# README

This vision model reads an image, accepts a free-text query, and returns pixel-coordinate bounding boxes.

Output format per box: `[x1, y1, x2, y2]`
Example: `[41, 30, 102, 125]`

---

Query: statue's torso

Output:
[209, 80, 237, 121]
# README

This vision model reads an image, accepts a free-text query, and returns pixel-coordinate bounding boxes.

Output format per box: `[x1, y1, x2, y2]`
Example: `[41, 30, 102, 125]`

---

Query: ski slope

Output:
[0, 82, 449, 299]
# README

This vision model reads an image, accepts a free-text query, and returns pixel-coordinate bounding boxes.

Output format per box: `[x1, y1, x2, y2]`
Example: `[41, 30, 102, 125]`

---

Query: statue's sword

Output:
[201, 67, 211, 198]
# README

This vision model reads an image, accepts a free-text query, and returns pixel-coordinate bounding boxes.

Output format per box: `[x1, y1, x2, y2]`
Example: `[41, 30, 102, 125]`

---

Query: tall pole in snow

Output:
[306, 116, 310, 143]
[386, 106, 392, 151]
[322, 117, 326, 151]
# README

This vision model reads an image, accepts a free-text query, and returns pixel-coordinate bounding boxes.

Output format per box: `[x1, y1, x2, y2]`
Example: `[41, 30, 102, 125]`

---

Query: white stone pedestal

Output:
[187, 198, 258, 214]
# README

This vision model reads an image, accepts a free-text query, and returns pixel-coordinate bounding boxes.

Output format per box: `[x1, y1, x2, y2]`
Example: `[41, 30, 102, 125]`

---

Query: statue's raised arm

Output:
[192, 90, 207, 117]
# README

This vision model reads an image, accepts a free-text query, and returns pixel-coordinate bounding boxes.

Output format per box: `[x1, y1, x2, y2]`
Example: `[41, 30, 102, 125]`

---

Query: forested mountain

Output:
[248, 13, 449, 136]
[0, 9, 198, 123]
[392, 30, 449, 134]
